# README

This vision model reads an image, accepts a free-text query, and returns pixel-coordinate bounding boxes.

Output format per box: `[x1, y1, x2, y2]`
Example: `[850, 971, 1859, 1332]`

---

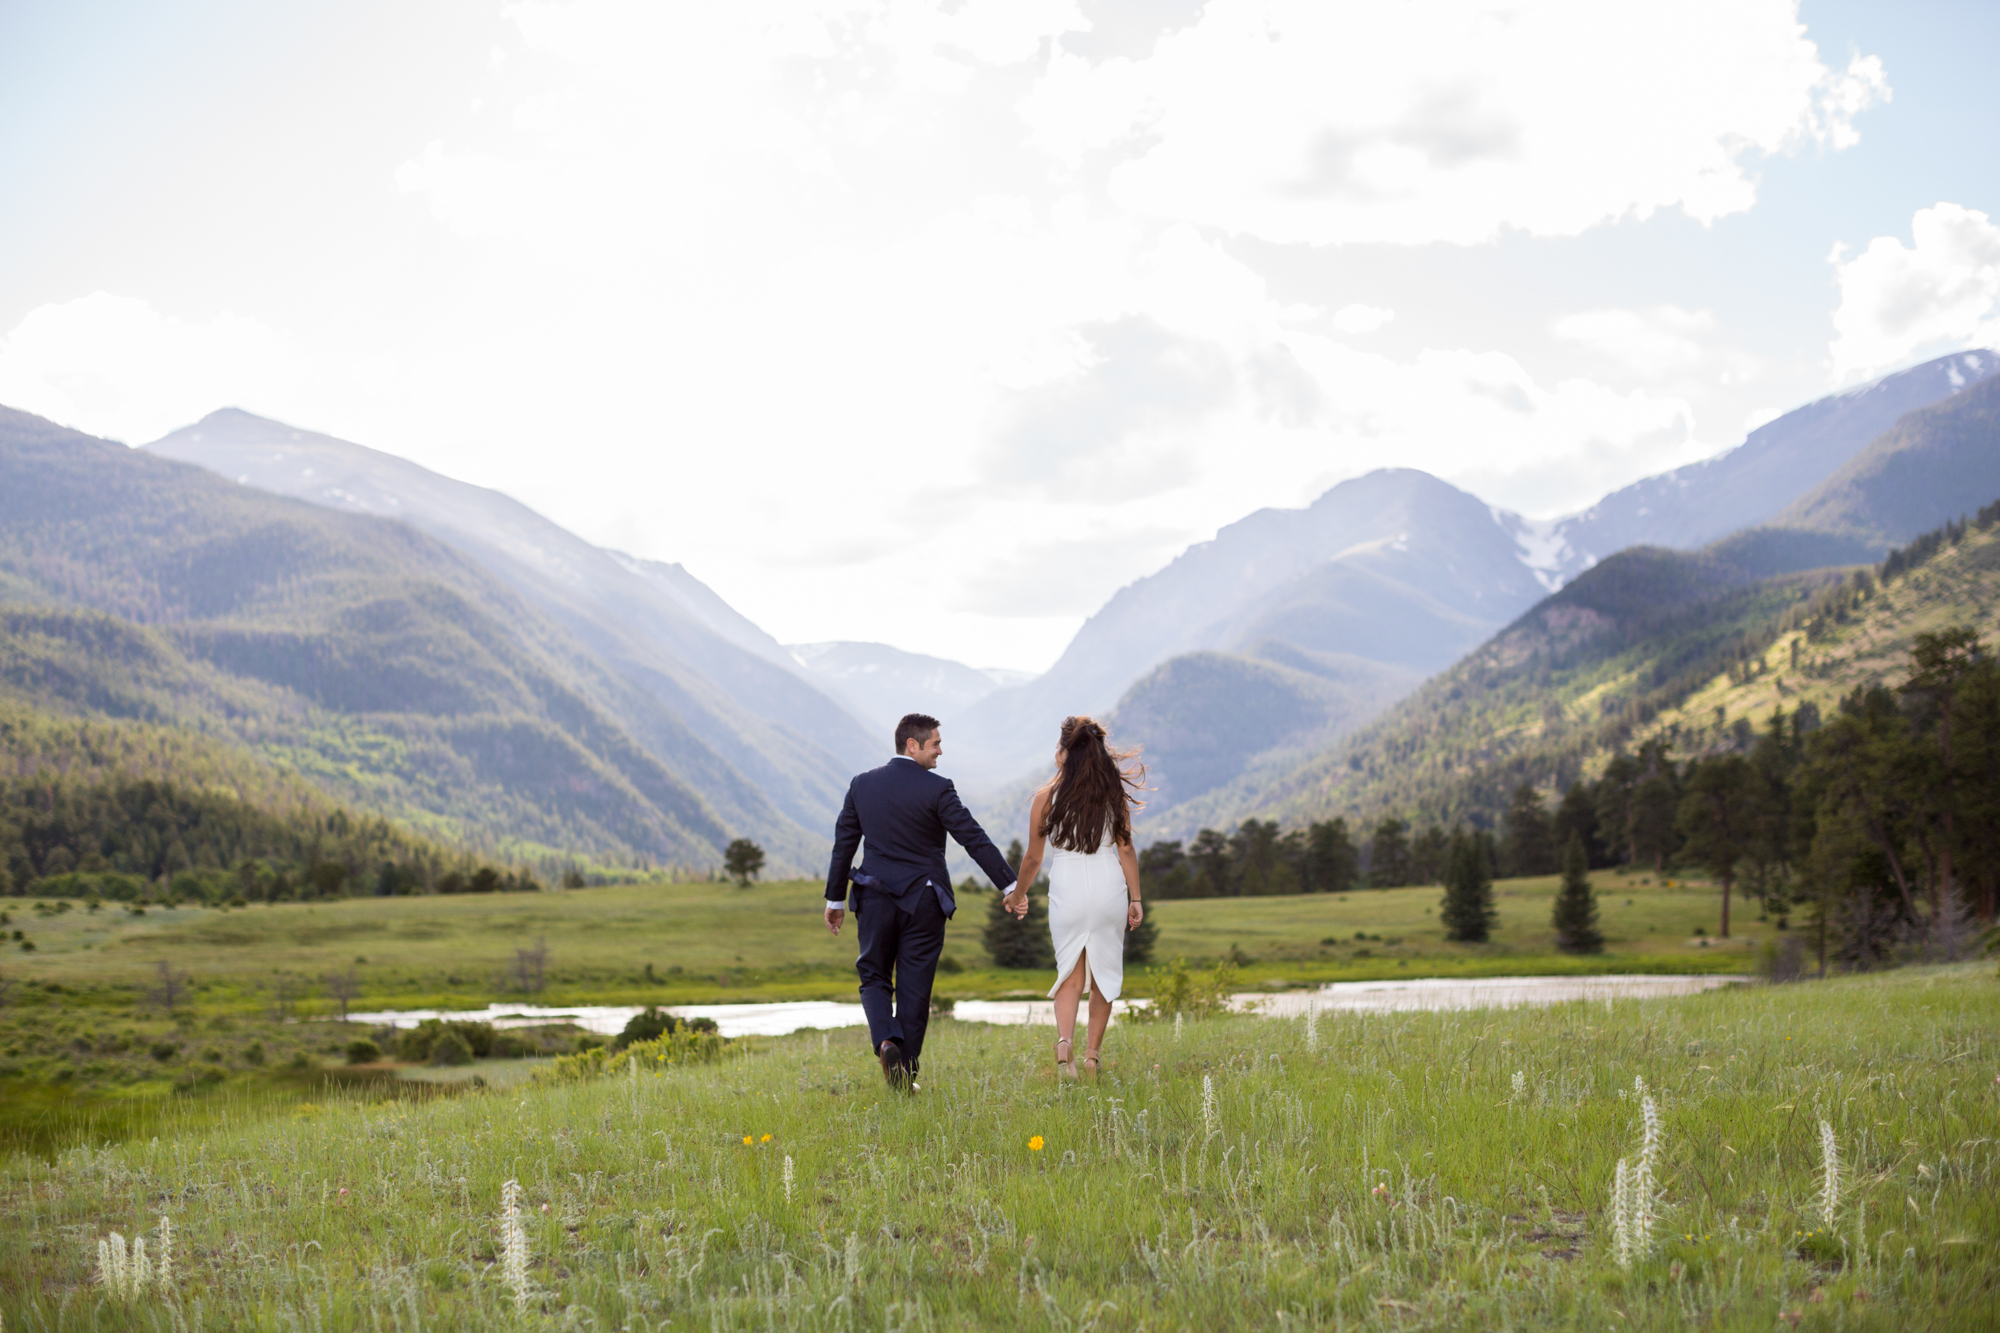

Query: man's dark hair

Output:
[895, 713, 941, 754]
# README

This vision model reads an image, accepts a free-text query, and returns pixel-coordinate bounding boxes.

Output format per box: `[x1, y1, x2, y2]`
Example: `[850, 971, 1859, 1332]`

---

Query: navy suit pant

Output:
[854, 885, 947, 1072]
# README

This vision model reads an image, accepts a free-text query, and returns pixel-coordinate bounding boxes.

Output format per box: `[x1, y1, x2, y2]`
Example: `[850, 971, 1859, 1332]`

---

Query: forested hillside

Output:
[1124, 510, 2000, 990]
[0, 406, 814, 872]
[1141, 544, 1843, 842]
[0, 700, 543, 901]
[147, 409, 879, 831]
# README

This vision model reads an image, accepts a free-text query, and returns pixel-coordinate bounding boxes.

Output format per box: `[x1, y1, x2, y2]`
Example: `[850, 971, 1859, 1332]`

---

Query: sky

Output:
[2, 1, 1998, 672]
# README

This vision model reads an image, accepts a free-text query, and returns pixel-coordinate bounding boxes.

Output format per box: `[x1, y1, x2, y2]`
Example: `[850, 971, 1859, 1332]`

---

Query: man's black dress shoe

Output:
[878, 1039, 908, 1090]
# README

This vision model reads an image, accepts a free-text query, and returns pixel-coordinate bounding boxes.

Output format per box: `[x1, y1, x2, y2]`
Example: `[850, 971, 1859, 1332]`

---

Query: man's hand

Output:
[824, 905, 845, 935]
[1004, 886, 1029, 920]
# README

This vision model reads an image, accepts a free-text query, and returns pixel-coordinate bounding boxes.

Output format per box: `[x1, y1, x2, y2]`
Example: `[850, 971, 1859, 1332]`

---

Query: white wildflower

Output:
[1819, 1120, 1842, 1227]
[1510, 1070, 1526, 1103]
[1200, 1073, 1219, 1138]
[97, 1232, 129, 1296]
[1608, 1087, 1663, 1268]
[1611, 1159, 1633, 1270]
[499, 1178, 532, 1312]
[1174, 1012, 1184, 1040]
[156, 1214, 172, 1290]
[1303, 1005, 1319, 1053]
[1632, 1093, 1660, 1255]
[782, 1154, 795, 1207]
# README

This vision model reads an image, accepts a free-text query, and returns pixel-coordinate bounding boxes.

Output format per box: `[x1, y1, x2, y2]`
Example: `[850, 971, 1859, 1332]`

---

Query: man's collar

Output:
[891, 754, 918, 764]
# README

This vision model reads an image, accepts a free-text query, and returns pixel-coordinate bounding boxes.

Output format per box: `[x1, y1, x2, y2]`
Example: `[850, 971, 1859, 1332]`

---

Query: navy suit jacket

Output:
[825, 758, 1017, 918]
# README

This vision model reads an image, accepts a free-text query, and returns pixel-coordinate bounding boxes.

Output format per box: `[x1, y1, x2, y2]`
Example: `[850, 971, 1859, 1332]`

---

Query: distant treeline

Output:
[1, 774, 576, 902]
[1138, 507, 2000, 969]
[1140, 626, 1998, 967]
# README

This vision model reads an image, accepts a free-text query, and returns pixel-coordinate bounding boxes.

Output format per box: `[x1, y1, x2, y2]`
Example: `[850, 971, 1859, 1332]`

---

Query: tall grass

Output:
[2, 964, 1995, 1330]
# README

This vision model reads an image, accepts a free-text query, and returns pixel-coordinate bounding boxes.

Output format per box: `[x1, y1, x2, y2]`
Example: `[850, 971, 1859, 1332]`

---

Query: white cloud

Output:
[1330, 304, 1394, 335]
[1551, 304, 1762, 390]
[1828, 202, 2000, 382]
[1024, 0, 1886, 246]
[0, 294, 300, 444]
[0, 2, 1889, 672]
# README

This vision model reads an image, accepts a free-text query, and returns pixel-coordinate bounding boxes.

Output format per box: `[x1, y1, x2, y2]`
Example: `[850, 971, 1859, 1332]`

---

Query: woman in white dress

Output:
[1012, 716, 1146, 1078]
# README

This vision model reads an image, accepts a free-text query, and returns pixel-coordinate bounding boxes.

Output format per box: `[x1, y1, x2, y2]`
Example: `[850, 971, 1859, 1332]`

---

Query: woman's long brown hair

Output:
[1040, 715, 1146, 854]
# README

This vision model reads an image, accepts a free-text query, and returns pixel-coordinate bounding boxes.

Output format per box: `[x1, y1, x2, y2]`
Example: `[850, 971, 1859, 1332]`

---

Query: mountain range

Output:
[145, 410, 879, 835]
[1, 348, 1993, 874]
[1132, 365, 2000, 842]
[0, 407, 830, 871]
[952, 350, 1999, 811]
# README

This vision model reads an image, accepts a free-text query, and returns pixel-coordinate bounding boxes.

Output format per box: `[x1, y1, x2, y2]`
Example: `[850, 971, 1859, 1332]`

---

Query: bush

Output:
[1132, 957, 1237, 1022]
[614, 1005, 680, 1050]
[535, 1028, 724, 1085]
[395, 1019, 497, 1062]
[345, 1037, 382, 1064]
[150, 1041, 178, 1062]
[243, 1041, 265, 1065]
[428, 1029, 474, 1066]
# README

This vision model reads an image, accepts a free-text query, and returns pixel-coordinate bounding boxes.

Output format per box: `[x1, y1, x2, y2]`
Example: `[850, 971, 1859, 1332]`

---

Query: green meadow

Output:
[4, 870, 1752, 1014]
[1, 963, 1994, 1330]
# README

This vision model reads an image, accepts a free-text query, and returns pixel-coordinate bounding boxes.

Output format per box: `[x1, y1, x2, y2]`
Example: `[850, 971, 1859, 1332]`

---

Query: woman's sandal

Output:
[1081, 1048, 1101, 1076]
[1055, 1036, 1077, 1080]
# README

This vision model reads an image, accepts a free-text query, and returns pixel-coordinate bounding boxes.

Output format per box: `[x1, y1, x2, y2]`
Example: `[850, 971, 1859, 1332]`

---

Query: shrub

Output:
[150, 1041, 178, 1062]
[613, 1006, 680, 1050]
[428, 1030, 475, 1066]
[345, 1037, 383, 1064]
[395, 1019, 496, 1062]
[243, 1041, 265, 1065]
[534, 1028, 723, 1085]
[1133, 957, 1236, 1022]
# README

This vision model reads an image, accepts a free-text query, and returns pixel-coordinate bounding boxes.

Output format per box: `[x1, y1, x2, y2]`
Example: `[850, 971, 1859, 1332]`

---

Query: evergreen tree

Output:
[1551, 781, 1604, 867]
[1231, 819, 1281, 895]
[1367, 817, 1412, 887]
[1593, 753, 1639, 865]
[1188, 828, 1233, 897]
[981, 875, 1053, 969]
[1137, 840, 1191, 899]
[1408, 825, 1449, 884]
[1125, 898, 1159, 967]
[1501, 783, 1556, 877]
[1303, 818, 1359, 893]
[1551, 835, 1603, 954]
[1676, 754, 1755, 937]
[1630, 740, 1681, 871]
[1439, 830, 1497, 943]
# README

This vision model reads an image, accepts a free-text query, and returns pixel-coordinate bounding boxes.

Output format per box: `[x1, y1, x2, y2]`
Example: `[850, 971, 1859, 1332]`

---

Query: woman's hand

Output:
[1127, 899, 1143, 928]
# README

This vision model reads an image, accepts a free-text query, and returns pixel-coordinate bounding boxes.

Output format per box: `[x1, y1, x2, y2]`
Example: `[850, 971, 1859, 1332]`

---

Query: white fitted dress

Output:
[1045, 827, 1130, 1001]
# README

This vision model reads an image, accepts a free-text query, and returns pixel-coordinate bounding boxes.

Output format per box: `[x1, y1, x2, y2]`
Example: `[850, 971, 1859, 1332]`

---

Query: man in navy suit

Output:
[826, 712, 1025, 1089]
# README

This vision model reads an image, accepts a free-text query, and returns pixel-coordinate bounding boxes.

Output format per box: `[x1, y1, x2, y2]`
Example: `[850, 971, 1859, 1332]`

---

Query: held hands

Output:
[824, 905, 845, 936]
[1127, 899, 1144, 928]
[1003, 886, 1030, 920]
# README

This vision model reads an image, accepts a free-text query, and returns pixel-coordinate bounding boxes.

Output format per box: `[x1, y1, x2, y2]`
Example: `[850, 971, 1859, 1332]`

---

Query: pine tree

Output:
[1125, 899, 1159, 967]
[1551, 835, 1604, 954]
[1502, 783, 1556, 877]
[1440, 830, 1497, 943]
[982, 876, 1054, 969]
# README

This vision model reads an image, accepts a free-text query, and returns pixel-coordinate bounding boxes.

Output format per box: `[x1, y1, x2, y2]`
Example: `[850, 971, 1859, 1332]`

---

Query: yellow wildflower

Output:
[1028, 1136, 1044, 1151]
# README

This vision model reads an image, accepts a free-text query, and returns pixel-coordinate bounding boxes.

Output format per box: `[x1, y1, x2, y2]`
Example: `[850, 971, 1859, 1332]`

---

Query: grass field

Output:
[2, 869, 1757, 1014]
[2, 963, 1994, 1330]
